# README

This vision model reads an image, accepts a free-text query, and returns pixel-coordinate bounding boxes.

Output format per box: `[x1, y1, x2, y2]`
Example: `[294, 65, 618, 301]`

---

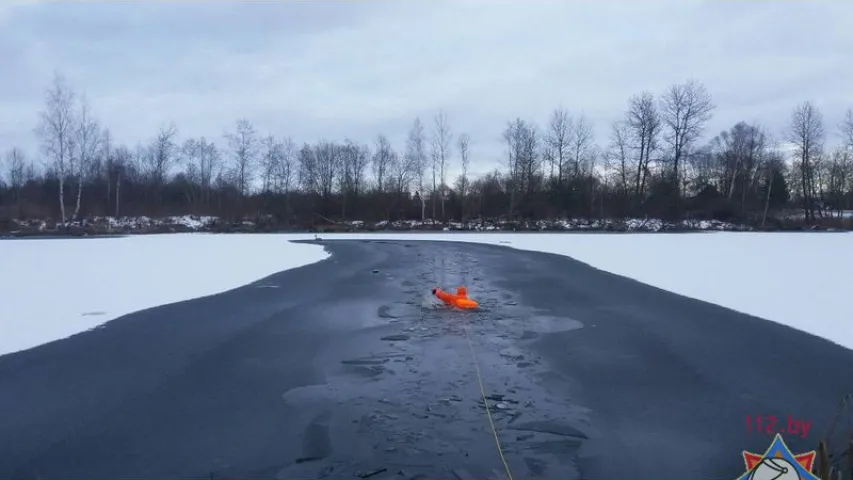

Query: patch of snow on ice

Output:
[0, 234, 329, 356]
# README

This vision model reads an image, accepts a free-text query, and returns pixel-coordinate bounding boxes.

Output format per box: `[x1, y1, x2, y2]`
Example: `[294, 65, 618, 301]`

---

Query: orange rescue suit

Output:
[432, 286, 479, 309]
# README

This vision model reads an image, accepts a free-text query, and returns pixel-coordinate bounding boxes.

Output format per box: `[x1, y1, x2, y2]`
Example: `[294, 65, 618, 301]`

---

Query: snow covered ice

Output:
[2, 231, 851, 356]
[0, 234, 329, 356]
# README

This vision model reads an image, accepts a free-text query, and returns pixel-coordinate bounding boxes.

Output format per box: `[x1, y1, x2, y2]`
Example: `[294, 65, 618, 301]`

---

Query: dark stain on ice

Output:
[297, 413, 332, 463]
[380, 334, 410, 342]
[520, 330, 539, 340]
[340, 358, 386, 366]
[508, 421, 588, 440]
[377, 305, 403, 319]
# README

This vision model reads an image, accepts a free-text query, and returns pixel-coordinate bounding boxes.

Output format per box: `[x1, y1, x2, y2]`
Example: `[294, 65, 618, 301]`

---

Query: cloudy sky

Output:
[0, 0, 851, 177]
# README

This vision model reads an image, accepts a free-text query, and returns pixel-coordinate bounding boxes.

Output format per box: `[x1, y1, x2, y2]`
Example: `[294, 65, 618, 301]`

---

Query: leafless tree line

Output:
[2, 73, 853, 229]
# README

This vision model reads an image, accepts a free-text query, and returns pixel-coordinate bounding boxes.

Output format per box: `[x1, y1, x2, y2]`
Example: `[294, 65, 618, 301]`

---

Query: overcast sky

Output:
[1, 0, 851, 177]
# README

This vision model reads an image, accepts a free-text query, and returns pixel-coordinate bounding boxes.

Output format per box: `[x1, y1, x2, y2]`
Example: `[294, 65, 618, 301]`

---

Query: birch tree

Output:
[35, 72, 76, 224]
[431, 111, 452, 219]
[406, 118, 428, 221]
[111, 145, 131, 216]
[546, 107, 571, 184]
[457, 133, 470, 198]
[72, 95, 100, 221]
[457, 133, 471, 219]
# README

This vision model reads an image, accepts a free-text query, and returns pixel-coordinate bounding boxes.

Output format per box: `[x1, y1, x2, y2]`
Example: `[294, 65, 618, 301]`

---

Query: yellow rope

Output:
[430, 249, 512, 479]
[462, 320, 514, 480]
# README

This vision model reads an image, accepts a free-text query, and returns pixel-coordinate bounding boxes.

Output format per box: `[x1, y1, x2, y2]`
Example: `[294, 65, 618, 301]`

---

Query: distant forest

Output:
[1, 73, 852, 232]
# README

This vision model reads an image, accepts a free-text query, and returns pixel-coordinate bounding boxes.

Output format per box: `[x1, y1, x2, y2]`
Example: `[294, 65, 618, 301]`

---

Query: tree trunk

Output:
[58, 176, 67, 225]
[115, 173, 121, 217]
[761, 168, 774, 228]
[73, 174, 83, 222]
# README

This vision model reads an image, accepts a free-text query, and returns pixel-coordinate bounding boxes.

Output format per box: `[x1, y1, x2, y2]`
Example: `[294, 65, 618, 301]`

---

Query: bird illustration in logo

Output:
[738, 434, 819, 480]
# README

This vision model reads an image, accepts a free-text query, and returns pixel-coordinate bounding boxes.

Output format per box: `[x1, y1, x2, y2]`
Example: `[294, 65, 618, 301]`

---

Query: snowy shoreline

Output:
[0, 214, 808, 236]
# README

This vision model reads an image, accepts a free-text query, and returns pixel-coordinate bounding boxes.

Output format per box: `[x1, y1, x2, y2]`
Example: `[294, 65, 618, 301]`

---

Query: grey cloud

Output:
[0, 0, 851, 178]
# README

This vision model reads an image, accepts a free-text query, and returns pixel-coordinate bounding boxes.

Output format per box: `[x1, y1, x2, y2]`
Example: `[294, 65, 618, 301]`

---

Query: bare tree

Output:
[183, 137, 220, 207]
[519, 122, 541, 197]
[182, 138, 202, 196]
[503, 119, 523, 217]
[5, 148, 26, 204]
[260, 135, 283, 194]
[350, 141, 370, 199]
[200, 138, 219, 205]
[101, 128, 115, 211]
[226, 119, 258, 197]
[431, 111, 453, 219]
[455, 133, 471, 219]
[144, 124, 179, 207]
[706, 121, 767, 218]
[35, 72, 77, 224]
[841, 109, 853, 148]
[338, 139, 368, 218]
[112, 145, 131, 216]
[275, 138, 296, 195]
[390, 143, 415, 198]
[503, 119, 540, 216]
[298, 143, 318, 194]
[570, 114, 595, 178]
[457, 133, 470, 198]
[761, 145, 786, 227]
[372, 134, 393, 192]
[607, 120, 633, 199]
[825, 146, 852, 217]
[313, 140, 340, 213]
[788, 101, 824, 222]
[406, 118, 428, 221]
[72, 94, 100, 221]
[660, 80, 715, 195]
[625, 92, 660, 198]
[547, 107, 571, 184]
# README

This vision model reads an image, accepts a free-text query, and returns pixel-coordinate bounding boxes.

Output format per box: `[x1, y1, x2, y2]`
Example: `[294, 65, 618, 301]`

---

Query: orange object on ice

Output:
[432, 286, 479, 309]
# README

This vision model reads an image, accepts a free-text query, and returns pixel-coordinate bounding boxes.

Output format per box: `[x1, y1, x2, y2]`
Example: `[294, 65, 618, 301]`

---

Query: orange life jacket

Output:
[432, 286, 479, 309]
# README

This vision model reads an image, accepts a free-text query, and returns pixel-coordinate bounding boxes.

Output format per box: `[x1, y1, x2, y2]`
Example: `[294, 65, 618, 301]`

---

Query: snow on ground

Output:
[2, 231, 851, 356]
[0, 234, 329, 356]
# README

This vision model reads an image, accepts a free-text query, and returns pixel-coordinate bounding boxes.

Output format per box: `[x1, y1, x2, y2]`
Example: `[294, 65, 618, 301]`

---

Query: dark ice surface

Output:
[1, 239, 850, 479]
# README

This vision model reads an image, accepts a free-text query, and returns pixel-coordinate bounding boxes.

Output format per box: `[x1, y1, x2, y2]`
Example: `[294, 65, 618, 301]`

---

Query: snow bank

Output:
[0, 234, 329, 356]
